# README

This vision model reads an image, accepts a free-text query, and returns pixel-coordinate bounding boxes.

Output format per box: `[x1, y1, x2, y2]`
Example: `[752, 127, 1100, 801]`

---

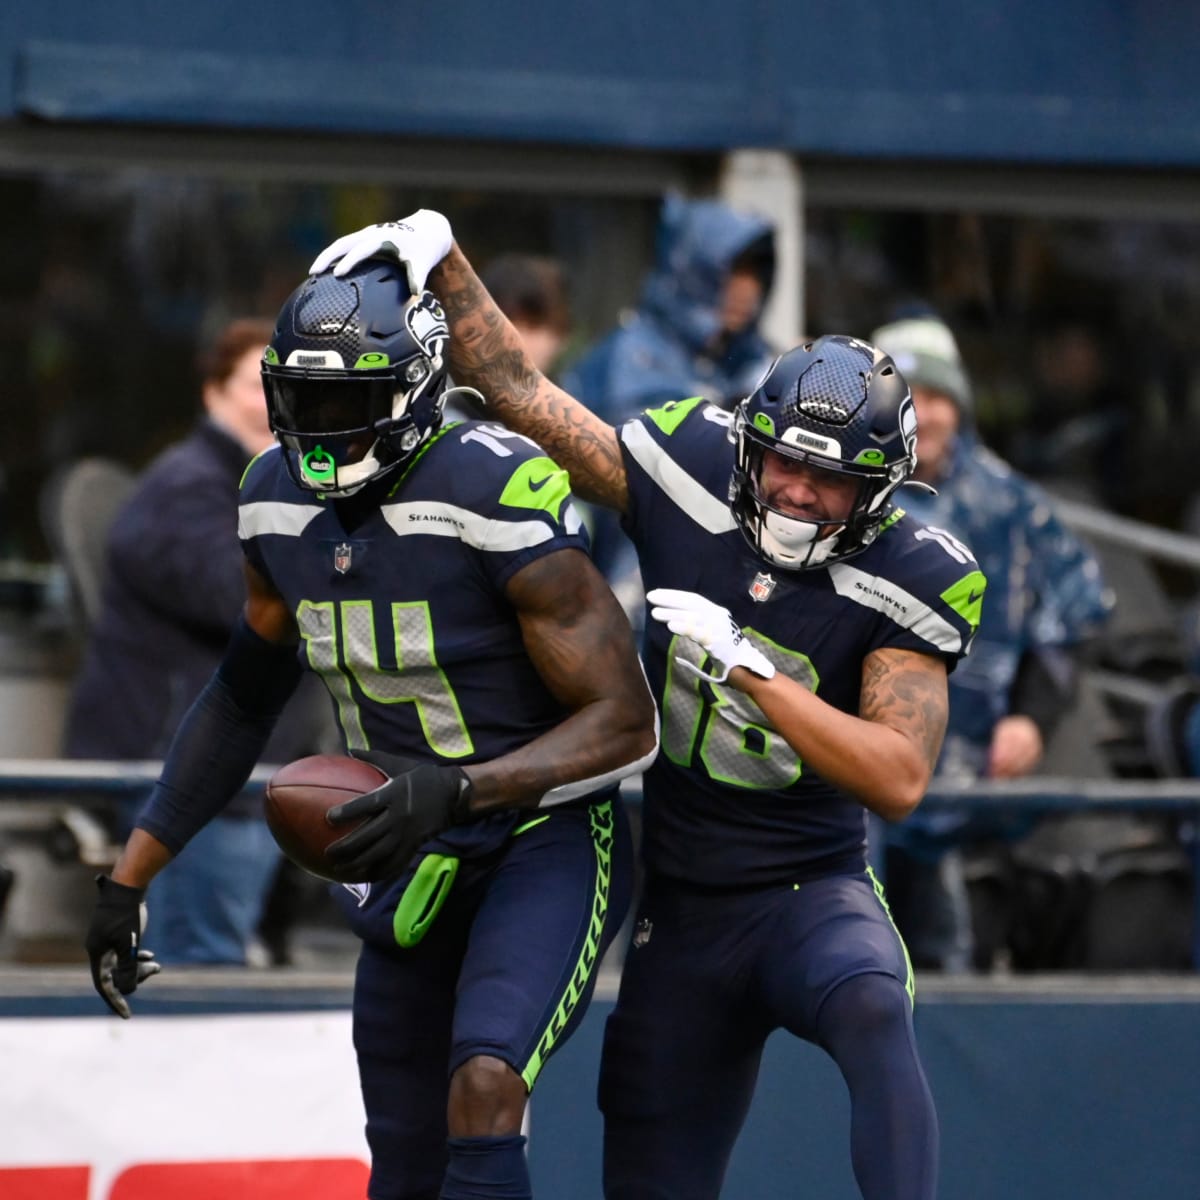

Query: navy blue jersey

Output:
[618, 397, 984, 888]
[238, 420, 591, 857]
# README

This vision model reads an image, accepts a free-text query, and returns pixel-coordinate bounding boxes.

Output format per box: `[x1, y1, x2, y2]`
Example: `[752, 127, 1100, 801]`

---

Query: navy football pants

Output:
[600, 870, 938, 1200]
[348, 798, 632, 1200]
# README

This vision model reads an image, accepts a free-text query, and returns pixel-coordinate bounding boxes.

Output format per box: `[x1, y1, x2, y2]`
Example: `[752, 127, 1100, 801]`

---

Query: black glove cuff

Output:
[448, 768, 474, 824]
[96, 874, 145, 903]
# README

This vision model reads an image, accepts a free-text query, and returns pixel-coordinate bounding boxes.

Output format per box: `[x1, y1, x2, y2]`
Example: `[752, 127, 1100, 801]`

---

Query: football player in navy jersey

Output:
[310, 212, 987, 1200]
[84, 258, 658, 1200]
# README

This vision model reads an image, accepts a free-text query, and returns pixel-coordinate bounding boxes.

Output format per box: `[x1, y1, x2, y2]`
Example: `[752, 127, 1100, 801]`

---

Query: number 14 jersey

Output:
[237, 422, 593, 857]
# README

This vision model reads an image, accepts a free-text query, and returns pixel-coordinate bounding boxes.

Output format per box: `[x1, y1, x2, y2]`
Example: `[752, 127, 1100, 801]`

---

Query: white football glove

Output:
[647, 588, 776, 684]
[308, 209, 453, 294]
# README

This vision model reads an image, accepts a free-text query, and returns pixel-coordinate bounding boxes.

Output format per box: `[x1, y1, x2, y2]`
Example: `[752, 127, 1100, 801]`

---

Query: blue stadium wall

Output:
[532, 987, 1200, 1199]
[8, 976, 1200, 1198]
[4, 1, 1200, 166]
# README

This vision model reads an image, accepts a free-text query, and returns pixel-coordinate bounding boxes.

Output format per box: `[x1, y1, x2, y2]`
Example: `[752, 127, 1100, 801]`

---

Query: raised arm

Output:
[430, 245, 629, 513]
[310, 212, 631, 513]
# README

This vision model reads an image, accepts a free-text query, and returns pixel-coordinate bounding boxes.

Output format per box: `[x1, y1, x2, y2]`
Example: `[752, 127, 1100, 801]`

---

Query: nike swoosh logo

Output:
[967, 590, 984, 604]
[528, 474, 554, 492]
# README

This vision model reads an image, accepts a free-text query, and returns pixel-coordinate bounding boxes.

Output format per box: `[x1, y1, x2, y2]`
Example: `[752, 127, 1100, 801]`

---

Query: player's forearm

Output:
[110, 827, 175, 889]
[464, 698, 658, 813]
[732, 669, 936, 821]
[430, 245, 629, 513]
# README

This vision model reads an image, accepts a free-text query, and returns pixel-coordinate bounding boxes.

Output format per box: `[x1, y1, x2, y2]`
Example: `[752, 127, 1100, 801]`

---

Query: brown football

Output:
[264, 754, 388, 883]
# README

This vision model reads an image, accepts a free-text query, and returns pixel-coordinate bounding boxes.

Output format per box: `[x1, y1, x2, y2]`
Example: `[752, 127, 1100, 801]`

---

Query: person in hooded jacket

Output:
[566, 193, 776, 424]
[565, 194, 778, 602]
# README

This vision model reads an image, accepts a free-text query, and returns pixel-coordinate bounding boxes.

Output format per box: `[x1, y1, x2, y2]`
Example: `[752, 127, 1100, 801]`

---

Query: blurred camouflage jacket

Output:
[902, 431, 1113, 775]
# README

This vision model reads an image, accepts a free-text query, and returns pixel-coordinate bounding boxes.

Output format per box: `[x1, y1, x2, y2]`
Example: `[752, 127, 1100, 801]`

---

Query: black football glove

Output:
[84, 874, 161, 1019]
[324, 749, 473, 882]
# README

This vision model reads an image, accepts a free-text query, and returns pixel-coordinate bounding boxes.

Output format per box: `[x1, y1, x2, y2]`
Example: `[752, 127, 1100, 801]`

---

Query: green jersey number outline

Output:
[661, 630, 818, 788]
[296, 598, 473, 757]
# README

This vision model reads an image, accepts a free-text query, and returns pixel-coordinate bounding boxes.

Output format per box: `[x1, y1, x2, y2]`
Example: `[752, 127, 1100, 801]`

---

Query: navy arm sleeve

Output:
[134, 617, 304, 854]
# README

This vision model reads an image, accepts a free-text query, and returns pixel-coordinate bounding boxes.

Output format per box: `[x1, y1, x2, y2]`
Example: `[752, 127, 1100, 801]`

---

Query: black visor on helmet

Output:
[264, 371, 397, 441]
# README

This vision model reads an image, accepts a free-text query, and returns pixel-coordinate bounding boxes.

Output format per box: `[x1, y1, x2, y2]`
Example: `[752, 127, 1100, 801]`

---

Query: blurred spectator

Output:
[564, 192, 777, 423]
[63, 317, 334, 966]
[563, 194, 778, 611]
[480, 253, 572, 376]
[871, 314, 1113, 972]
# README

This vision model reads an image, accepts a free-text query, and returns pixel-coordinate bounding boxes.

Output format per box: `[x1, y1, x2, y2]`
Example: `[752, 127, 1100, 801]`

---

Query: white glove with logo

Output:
[647, 588, 776, 684]
[309, 209, 453, 294]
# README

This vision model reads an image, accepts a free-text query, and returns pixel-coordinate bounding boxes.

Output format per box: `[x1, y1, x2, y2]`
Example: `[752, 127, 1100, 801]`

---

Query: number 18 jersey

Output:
[618, 397, 984, 889]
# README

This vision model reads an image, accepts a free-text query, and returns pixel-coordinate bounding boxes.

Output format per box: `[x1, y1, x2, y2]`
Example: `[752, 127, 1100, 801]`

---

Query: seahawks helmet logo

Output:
[406, 293, 449, 363]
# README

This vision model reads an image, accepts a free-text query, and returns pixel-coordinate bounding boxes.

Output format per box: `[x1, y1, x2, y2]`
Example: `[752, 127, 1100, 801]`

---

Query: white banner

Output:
[0, 1013, 370, 1200]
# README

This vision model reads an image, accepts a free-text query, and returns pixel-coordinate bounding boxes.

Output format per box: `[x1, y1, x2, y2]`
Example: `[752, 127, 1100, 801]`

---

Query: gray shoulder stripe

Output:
[621, 422, 736, 534]
[382, 501, 557, 552]
[828, 562, 963, 653]
[238, 501, 324, 539]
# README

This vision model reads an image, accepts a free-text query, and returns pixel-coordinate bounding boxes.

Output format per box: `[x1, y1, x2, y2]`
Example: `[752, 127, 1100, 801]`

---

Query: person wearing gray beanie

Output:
[869, 313, 1112, 972]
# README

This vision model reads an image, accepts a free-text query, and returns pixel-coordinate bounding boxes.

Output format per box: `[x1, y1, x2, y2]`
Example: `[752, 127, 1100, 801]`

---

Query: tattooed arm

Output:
[430, 245, 631, 514]
[728, 647, 948, 821]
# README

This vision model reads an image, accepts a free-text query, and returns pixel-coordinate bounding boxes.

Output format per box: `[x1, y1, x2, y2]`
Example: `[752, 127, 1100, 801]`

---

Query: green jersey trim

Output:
[238, 445, 277, 491]
[827, 562, 965, 653]
[644, 395, 706, 435]
[499, 456, 572, 522]
[386, 422, 459, 497]
[939, 569, 986, 634]
[868, 865, 916, 1005]
[620, 420, 738, 534]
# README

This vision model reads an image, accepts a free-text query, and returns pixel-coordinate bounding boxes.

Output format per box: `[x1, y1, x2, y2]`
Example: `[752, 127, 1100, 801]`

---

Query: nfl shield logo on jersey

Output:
[333, 542, 353, 574]
[749, 571, 776, 602]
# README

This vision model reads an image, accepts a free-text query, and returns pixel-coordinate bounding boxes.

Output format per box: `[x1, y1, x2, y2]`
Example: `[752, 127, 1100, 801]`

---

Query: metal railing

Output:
[0, 762, 1195, 966]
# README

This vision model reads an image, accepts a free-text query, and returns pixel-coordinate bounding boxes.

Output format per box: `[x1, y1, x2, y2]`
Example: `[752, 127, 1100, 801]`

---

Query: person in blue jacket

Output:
[565, 193, 778, 597]
[564, 192, 777, 424]
[871, 314, 1114, 971]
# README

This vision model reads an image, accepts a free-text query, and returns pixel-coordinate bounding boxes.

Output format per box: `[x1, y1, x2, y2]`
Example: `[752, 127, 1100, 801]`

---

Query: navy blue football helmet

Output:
[262, 260, 450, 495]
[730, 335, 916, 569]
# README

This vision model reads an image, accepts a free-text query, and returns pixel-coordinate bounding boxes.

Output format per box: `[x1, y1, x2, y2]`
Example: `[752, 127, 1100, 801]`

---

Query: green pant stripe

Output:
[866, 864, 917, 1006]
[519, 800, 614, 1089]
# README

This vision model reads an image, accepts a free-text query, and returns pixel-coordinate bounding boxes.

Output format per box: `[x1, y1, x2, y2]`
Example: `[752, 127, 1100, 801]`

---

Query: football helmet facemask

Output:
[730, 335, 916, 569]
[262, 260, 450, 496]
